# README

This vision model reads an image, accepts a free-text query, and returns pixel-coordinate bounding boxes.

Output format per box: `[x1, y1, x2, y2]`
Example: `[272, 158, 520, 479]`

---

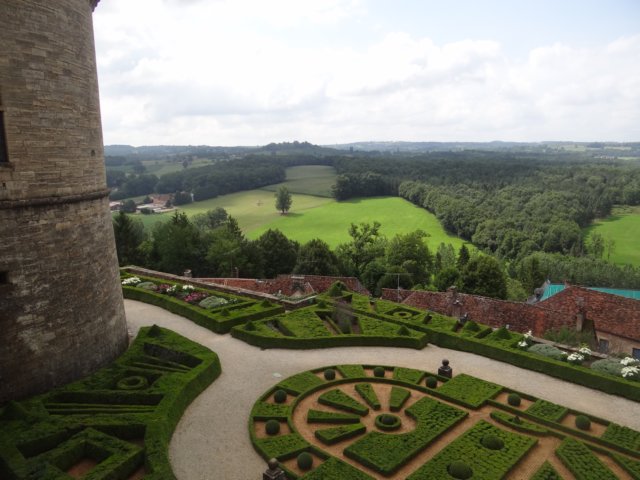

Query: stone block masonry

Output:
[0, 0, 127, 402]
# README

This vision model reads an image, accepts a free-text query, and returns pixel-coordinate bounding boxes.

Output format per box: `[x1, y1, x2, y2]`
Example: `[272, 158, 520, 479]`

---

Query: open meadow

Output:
[247, 196, 468, 250]
[584, 205, 640, 267]
[123, 165, 468, 251]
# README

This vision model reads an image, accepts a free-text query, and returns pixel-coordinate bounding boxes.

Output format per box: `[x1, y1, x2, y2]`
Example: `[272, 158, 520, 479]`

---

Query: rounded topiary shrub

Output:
[297, 452, 313, 471]
[448, 461, 473, 479]
[481, 434, 504, 450]
[265, 420, 280, 435]
[423, 314, 433, 324]
[273, 389, 287, 404]
[575, 415, 591, 431]
[324, 368, 336, 380]
[507, 393, 521, 407]
[426, 376, 438, 388]
[462, 320, 480, 332]
[492, 326, 511, 340]
[373, 366, 386, 377]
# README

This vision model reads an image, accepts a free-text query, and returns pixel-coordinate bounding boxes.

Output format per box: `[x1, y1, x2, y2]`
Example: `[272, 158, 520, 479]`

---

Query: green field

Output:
[261, 165, 337, 197]
[248, 196, 468, 250]
[584, 205, 640, 267]
[121, 165, 467, 251]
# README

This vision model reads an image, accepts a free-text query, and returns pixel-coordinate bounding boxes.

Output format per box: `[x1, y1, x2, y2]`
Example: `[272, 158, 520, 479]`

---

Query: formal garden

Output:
[250, 365, 640, 479]
[0, 326, 220, 480]
[3, 272, 639, 479]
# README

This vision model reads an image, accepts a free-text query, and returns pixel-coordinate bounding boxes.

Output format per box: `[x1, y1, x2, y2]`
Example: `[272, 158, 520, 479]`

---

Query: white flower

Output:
[567, 353, 584, 363]
[524, 330, 532, 339]
[121, 276, 141, 286]
[517, 340, 528, 348]
[622, 366, 639, 378]
[620, 357, 639, 366]
[578, 346, 592, 356]
[182, 284, 195, 292]
[167, 285, 178, 294]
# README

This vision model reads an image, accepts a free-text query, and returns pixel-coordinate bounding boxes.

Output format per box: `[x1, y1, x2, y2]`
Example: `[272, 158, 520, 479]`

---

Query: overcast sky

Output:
[94, 0, 640, 146]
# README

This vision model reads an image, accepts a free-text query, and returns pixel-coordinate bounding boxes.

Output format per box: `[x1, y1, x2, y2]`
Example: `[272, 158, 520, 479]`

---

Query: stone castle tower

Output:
[0, 0, 128, 402]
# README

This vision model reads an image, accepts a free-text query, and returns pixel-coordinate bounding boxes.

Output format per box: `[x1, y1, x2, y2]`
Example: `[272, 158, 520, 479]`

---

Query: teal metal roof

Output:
[540, 284, 640, 302]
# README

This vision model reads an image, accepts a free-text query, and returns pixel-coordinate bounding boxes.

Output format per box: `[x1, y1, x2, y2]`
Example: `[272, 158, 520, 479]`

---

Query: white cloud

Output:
[94, 1, 640, 145]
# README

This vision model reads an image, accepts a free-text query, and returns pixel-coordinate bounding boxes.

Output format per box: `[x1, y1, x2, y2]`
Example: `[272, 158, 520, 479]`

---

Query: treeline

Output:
[114, 211, 640, 300]
[331, 153, 640, 261]
[113, 212, 511, 298]
[108, 154, 336, 202]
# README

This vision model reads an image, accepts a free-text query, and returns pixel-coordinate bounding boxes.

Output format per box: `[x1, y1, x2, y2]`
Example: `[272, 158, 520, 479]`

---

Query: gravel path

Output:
[124, 300, 640, 480]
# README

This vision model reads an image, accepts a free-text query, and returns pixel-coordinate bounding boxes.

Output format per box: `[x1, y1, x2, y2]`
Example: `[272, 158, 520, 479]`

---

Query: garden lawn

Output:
[584, 205, 640, 267]
[248, 196, 469, 249]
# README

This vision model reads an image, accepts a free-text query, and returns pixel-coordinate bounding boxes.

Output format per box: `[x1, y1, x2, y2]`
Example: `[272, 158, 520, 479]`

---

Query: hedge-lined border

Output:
[249, 365, 640, 480]
[317, 291, 640, 403]
[0, 326, 221, 480]
[122, 275, 284, 334]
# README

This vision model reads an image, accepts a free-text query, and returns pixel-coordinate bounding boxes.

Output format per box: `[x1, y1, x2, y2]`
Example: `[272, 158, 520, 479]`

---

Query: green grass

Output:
[261, 165, 337, 197]
[248, 196, 469, 249]
[584, 205, 640, 267]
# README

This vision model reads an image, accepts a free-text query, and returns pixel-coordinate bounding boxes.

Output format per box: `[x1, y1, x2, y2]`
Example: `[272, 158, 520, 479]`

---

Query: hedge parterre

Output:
[0, 326, 221, 480]
[249, 364, 640, 480]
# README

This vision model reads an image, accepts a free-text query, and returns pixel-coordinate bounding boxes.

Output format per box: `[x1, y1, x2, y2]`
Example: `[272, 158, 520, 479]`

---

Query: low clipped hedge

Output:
[556, 438, 618, 480]
[425, 326, 640, 403]
[0, 326, 221, 480]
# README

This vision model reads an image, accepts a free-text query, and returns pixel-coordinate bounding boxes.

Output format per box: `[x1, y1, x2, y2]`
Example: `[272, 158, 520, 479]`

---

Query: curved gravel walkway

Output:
[125, 300, 640, 480]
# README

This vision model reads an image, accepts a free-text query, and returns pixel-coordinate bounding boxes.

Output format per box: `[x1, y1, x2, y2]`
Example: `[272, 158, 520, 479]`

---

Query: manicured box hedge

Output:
[556, 438, 618, 480]
[406, 420, 536, 480]
[435, 374, 502, 408]
[354, 383, 381, 410]
[315, 423, 367, 445]
[0, 326, 221, 480]
[344, 397, 467, 475]
[318, 389, 369, 416]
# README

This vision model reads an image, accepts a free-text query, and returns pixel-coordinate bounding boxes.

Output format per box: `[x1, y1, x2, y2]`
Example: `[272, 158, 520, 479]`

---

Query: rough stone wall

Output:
[0, 0, 127, 402]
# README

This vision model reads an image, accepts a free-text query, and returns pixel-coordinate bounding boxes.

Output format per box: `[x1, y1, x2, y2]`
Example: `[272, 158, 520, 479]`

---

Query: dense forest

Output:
[109, 143, 640, 296]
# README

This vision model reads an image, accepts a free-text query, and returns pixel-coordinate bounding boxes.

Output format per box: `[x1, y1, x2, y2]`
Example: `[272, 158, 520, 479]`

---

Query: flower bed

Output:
[121, 272, 284, 334]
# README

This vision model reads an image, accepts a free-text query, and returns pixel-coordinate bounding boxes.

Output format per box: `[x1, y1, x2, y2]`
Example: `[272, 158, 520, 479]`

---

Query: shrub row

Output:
[315, 423, 366, 445]
[318, 389, 369, 416]
[389, 387, 411, 412]
[354, 383, 381, 410]
[556, 437, 618, 480]
[306, 410, 360, 424]
[435, 374, 502, 409]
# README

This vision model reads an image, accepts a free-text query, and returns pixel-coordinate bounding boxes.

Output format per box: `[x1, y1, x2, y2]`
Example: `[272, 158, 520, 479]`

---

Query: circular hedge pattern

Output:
[448, 461, 473, 479]
[116, 375, 148, 390]
[375, 413, 402, 431]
